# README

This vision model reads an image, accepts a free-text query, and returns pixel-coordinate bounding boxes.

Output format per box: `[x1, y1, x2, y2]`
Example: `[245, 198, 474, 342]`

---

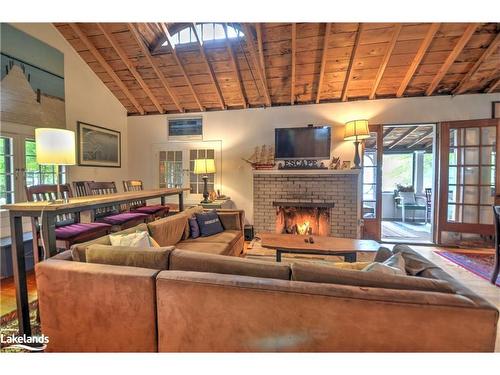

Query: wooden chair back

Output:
[86, 181, 121, 217]
[72, 181, 92, 197]
[25, 184, 76, 226]
[123, 180, 146, 210]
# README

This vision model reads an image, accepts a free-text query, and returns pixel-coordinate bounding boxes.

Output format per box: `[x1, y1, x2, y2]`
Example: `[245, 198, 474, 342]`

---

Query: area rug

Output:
[435, 251, 499, 287]
[0, 301, 41, 353]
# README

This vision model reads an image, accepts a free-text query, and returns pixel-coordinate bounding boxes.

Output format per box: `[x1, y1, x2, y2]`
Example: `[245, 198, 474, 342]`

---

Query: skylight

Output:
[163, 23, 244, 47]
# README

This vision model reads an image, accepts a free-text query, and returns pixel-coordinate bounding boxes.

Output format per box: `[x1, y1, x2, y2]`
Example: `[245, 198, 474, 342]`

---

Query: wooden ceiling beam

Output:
[453, 32, 500, 95]
[223, 24, 247, 109]
[341, 23, 364, 102]
[69, 23, 145, 115]
[486, 74, 500, 93]
[255, 23, 269, 96]
[369, 24, 402, 100]
[316, 23, 332, 104]
[396, 23, 440, 97]
[387, 126, 419, 149]
[382, 127, 396, 138]
[241, 23, 271, 107]
[127, 23, 184, 113]
[408, 129, 434, 148]
[426, 23, 479, 96]
[291, 23, 297, 105]
[191, 23, 226, 110]
[160, 23, 204, 111]
[97, 24, 164, 114]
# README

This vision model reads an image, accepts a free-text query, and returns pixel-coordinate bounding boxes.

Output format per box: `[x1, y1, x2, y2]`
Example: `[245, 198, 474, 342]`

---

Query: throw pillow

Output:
[362, 252, 406, 276]
[195, 210, 224, 237]
[189, 217, 201, 238]
[109, 231, 153, 248]
[374, 246, 393, 263]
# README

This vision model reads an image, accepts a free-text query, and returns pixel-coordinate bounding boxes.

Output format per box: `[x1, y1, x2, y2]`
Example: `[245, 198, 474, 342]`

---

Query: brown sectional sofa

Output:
[36, 221, 499, 352]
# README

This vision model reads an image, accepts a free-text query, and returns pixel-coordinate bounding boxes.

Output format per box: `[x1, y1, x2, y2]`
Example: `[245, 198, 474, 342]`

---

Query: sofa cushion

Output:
[147, 214, 187, 247]
[101, 212, 149, 225]
[189, 217, 200, 239]
[133, 205, 168, 215]
[217, 211, 242, 231]
[181, 230, 241, 245]
[374, 246, 393, 263]
[55, 222, 111, 240]
[109, 231, 154, 248]
[362, 253, 406, 275]
[331, 261, 372, 270]
[169, 249, 291, 280]
[195, 211, 224, 237]
[174, 241, 232, 255]
[71, 223, 150, 262]
[291, 262, 455, 293]
[86, 244, 173, 270]
[392, 244, 433, 275]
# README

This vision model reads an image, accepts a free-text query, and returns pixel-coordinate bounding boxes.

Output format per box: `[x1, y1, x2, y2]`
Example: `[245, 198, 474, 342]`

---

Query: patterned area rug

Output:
[0, 301, 41, 353]
[435, 251, 499, 287]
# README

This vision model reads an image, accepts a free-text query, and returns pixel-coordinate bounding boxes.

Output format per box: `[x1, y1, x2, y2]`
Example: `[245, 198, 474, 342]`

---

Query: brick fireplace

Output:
[253, 170, 361, 238]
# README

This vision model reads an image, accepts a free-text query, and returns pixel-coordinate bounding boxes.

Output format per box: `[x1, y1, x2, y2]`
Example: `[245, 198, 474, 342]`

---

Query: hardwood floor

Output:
[0, 271, 37, 318]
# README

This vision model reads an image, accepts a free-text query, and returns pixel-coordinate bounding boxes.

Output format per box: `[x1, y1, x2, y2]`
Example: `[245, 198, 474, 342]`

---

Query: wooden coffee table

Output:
[259, 232, 380, 262]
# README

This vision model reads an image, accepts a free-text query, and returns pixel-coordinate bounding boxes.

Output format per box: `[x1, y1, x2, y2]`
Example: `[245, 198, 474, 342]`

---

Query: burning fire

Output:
[297, 221, 310, 235]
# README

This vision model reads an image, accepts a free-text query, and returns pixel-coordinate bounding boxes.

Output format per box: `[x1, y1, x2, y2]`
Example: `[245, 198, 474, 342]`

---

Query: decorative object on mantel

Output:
[193, 159, 216, 203]
[328, 156, 341, 170]
[344, 119, 370, 169]
[35, 128, 76, 203]
[277, 159, 326, 170]
[341, 161, 351, 170]
[242, 145, 275, 169]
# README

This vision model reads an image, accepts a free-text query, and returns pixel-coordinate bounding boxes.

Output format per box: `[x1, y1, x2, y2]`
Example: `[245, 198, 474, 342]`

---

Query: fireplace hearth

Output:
[274, 202, 334, 236]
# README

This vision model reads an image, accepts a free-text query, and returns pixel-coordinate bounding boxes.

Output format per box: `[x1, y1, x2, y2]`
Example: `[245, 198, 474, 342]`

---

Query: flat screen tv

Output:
[275, 126, 331, 160]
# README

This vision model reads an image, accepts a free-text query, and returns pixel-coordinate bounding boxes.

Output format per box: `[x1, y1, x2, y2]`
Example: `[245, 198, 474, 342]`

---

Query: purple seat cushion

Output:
[55, 222, 111, 240]
[102, 212, 149, 225]
[133, 205, 169, 214]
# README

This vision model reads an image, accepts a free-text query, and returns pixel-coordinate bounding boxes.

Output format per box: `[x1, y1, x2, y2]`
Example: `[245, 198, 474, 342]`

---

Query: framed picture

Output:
[492, 101, 500, 119]
[77, 121, 121, 167]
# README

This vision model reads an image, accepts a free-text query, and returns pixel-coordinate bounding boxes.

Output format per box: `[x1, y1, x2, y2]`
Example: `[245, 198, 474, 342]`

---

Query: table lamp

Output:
[193, 159, 216, 203]
[35, 128, 76, 203]
[344, 120, 370, 169]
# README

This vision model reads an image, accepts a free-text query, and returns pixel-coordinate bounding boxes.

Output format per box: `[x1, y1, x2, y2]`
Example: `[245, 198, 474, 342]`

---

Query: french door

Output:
[438, 119, 500, 241]
[361, 124, 383, 240]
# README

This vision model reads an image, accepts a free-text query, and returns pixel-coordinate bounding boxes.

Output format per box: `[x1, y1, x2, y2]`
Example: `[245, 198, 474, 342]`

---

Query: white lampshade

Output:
[35, 128, 76, 165]
[344, 120, 370, 141]
[193, 159, 216, 174]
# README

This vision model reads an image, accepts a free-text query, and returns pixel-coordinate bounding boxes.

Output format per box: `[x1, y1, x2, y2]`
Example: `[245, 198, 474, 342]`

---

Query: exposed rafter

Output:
[241, 23, 271, 107]
[159, 23, 204, 111]
[191, 23, 226, 110]
[426, 23, 479, 96]
[69, 23, 145, 115]
[408, 129, 434, 148]
[453, 32, 500, 95]
[223, 24, 247, 108]
[316, 23, 332, 104]
[383, 127, 396, 138]
[291, 23, 297, 105]
[98, 24, 164, 114]
[486, 74, 500, 93]
[127, 23, 184, 113]
[255, 23, 269, 95]
[397, 23, 440, 97]
[341, 23, 363, 102]
[387, 127, 419, 149]
[369, 24, 402, 100]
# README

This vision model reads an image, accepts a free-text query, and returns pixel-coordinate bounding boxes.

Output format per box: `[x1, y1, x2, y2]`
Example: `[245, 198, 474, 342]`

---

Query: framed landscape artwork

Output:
[77, 121, 121, 167]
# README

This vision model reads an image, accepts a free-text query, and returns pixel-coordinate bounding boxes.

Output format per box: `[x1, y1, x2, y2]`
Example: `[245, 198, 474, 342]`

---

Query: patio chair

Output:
[394, 188, 427, 223]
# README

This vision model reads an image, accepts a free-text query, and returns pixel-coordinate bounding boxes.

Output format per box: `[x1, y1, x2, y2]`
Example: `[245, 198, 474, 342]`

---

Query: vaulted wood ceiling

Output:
[54, 22, 500, 115]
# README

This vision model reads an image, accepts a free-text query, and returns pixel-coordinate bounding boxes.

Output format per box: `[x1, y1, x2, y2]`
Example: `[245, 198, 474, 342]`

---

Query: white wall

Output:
[0, 23, 128, 238]
[128, 93, 500, 224]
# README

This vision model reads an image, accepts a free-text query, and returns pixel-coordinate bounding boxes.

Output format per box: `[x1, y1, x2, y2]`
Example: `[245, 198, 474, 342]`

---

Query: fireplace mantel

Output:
[253, 169, 361, 175]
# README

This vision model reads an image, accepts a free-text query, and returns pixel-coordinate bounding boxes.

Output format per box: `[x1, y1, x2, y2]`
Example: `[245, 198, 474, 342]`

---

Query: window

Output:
[423, 152, 433, 190]
[190, 149, 215, 194]
[0, 136, 15, 205]
[24, 139, 66, 187]
[382, 153, 414, 192]
[362, 132, 378, 219]
[164, 23, 244, 47]
[159, 150, 183, 188]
